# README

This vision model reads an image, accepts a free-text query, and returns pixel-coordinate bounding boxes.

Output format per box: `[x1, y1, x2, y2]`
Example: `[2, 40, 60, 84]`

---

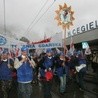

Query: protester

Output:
[32, 53, 39, 84]
[75, 51, 87, 90]
[39, 48, 54, 98]
[0, 50, 14, 98]
[14, 46, 36, 98]
[56, 52, 66, 94]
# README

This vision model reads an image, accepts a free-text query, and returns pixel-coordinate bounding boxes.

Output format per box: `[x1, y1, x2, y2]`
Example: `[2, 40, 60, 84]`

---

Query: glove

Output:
[45, 69, 47, 72]
[49, 68, 51, 71]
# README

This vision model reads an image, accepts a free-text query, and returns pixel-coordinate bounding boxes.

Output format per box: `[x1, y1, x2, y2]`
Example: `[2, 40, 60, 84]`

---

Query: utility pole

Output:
[3, 0, 6, 35]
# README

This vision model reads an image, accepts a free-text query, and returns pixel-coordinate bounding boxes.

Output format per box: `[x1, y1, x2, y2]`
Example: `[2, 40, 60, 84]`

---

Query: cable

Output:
[25, 0, 49, 34]
[27, 0, 56, 34]
[3, 0, 6, 35]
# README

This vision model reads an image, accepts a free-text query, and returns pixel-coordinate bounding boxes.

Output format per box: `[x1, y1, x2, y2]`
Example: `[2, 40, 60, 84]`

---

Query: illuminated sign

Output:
[82, 42, 89, 49]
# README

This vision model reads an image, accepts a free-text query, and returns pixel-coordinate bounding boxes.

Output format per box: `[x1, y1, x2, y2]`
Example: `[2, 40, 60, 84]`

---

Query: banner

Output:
[26, 33, 63, 49]
[0, 34, 26, 47]
[0, 34, 26, 56]
[0, 33, 63, 53]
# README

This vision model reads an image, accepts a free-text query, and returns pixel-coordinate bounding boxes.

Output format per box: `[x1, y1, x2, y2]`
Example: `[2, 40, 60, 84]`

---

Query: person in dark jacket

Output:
[56, 52, 66, 94]
[40, 48, 54, 98]
[14, 46, 36, 98]
[0, 50, 14, 98]
[75, 51, 87, 90]
[32, 53, 39, 84]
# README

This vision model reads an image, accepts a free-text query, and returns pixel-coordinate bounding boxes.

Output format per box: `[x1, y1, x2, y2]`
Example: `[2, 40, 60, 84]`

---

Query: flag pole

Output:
[64, 28, 66, 55]
[8, 37, 11, 66]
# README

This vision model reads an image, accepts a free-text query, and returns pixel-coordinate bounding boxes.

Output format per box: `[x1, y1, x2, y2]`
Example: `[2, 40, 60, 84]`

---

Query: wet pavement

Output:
[52, 78, 98, 98]
[3, 64, 98, 98]
[8, 77, 98, 98]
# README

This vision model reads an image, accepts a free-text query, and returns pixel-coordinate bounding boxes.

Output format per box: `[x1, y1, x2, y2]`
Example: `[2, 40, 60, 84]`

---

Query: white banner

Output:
[0, 34, 26, 48]
[0, 34, 26, 56]
[26, 33, 63, 49]
[0, 33, 62, 50]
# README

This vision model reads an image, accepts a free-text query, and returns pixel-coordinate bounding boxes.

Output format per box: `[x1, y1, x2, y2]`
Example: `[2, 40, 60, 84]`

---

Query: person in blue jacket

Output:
[0, 50, 14, 98]
[14, 46, 36, 98]
[40, 48, 54, 98]
[56, 52, 66, 94]
[76, 51, 87, 90]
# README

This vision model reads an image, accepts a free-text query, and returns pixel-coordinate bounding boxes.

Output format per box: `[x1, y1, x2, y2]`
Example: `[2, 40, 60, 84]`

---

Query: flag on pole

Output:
[44, 32, 47, 40]
[15, 48, 20, 57]
[56, 48, 61, 54]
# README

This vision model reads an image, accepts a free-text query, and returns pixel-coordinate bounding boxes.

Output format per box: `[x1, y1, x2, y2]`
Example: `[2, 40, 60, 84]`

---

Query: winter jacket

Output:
[40, 56, 54, 77]
[0, 59, 13, 80]
[56, 59, 66, 77]
[15, 56, 33, 83]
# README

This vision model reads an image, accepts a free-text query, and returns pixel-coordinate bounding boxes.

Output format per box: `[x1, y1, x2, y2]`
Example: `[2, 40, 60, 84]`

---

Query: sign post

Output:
[55, 3, 75, 54]
[63, 28, 66, 54]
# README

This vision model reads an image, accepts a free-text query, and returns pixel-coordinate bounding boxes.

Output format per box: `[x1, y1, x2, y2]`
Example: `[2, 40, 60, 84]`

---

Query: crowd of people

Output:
[0, 46, 95, 98]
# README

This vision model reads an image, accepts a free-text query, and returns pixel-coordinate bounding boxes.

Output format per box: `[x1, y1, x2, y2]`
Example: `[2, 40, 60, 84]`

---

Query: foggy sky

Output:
[0, 0, 98, 41]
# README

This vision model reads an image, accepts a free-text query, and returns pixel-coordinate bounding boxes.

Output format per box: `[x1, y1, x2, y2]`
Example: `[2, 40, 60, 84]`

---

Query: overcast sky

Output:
[0, 0, 98, 41]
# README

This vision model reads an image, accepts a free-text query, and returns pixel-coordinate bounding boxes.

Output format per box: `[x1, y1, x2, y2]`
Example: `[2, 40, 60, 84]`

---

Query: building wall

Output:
[66, 28, 98, 45]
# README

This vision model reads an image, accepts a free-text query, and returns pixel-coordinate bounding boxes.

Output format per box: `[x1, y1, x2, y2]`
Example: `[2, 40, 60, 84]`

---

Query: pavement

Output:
[52, 76, 98, 98]
[8, 75, 98, 98]
[2, 64, 98, 98]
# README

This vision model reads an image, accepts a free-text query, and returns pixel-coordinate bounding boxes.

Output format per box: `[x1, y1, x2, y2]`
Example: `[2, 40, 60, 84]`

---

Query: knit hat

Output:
[2, 50, 9, 54]
[46, 48, 52, 53]
[60, 52, 64, 56]
[21, 46, 28, 51]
